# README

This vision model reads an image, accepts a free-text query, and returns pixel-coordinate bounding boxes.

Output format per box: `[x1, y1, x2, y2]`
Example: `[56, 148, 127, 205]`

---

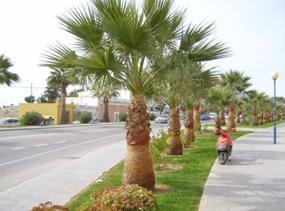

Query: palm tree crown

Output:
[0, 54, 20, 86]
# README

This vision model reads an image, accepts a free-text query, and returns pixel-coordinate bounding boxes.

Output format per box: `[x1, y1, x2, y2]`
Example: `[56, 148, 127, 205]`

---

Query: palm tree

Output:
[91, 77, 120, 122]
[208, 86, 232, 134]
[56, 0, 185, 190]
[190, 67, 218, 131]
[245, 90, 268, 126]
[156, 70, 186, 155]
[183, 97, 195, 148]
[42, 44, 79, 124]
[220, 70, 251, 131]
[0, 54, 19, 86]
[55, 0, 228, 189]
[182, 65, 218, 146]
[157, 23, 228, 153]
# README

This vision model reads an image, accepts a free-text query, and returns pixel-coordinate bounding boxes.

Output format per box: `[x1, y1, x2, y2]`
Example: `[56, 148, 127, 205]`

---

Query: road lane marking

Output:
[0, 133, 69, 141]
[55, 141, 67, 144]
[10, 147, 25, 150]
[0, 133, 124, 167]
[34, 144, 48, 147]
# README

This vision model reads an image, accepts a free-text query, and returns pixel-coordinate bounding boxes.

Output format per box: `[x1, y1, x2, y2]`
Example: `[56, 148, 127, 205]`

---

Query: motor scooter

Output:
[217, 130, 232, 165]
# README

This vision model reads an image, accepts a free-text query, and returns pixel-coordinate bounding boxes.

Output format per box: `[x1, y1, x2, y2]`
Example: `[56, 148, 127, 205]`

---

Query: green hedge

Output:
[20, 111, 43, 125]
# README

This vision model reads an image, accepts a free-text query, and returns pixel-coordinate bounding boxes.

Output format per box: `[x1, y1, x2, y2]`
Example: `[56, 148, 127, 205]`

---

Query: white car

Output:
[155, 114, 168, 124]
[208, 112, 217, 120]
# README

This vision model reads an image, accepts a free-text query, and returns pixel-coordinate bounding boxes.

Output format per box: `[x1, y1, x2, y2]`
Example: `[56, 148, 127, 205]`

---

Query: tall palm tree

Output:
[55, 0, 228, 189]
[0, 54, 19, 86]
[42, 44, 79, 124]
[220, 70, 251, 131]
[157, 23, 228, 153]
[91, 77, 120, 122]
[191, 67, 218, 131]
[182, 65, 218, 146]
[183, 97, 195, 148]
[56, 0, 184, 190]
[245, 90, 268, 126]
[156, 69, 186, 155]
[208, 86, 232, 134]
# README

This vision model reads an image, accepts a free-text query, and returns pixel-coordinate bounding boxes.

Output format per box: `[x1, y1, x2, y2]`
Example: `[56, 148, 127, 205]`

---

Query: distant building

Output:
[66, 89, 131, 122]
[19, 103, 75, 124]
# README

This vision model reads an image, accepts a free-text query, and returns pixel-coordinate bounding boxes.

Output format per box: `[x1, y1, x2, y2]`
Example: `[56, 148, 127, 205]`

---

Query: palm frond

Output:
[0, 54, 20, 86]
[58, 5, 103, 51]
[42, 43, 78, 69]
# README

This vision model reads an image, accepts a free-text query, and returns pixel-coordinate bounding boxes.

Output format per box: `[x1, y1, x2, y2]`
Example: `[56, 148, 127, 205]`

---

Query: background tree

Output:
[156, 69, 185, 155]
[37, 86, 60, 103]
[0, 54, 19, 86]
[42, 44, 79, 124]
[68, 89, 80, 97]
[24, 95, 35, 103]
[220, 70, 251, 131]
[92, 77, 120, 122]
[208, 86, 231, 134]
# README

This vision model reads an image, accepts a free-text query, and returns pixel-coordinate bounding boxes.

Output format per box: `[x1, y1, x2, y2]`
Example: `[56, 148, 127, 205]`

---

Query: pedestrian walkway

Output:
[199, 123, 285, 211]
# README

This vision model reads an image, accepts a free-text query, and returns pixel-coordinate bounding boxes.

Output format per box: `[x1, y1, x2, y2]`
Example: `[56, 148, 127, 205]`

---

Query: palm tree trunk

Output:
[103, 96, 110, 122]
[193, 105, 201, 131]
[60, 84, 67, 124]
[263, 113, 267, 123]
[236, 111, 241, 123]
[166, 106, 183, 155]
[227, 103, 236, 132]
[252, 107, 258, 126]
[220, 109, 225, 125]
[183, 109, 195, 148]
[123, 95, 154, 190]
[260, 112, 264, 125]
[214, 115, 222, 135]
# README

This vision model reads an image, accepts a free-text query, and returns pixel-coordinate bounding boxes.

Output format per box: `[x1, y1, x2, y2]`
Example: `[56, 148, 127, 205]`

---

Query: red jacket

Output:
[217, 131, 232, 146]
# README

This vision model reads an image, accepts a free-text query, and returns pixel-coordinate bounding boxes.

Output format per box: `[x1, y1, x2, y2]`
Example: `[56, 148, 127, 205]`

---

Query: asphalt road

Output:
[0, 123, 167, 193]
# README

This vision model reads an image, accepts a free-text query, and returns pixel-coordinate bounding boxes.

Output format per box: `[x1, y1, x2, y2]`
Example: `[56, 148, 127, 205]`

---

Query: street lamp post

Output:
[271, 72, 280, 144]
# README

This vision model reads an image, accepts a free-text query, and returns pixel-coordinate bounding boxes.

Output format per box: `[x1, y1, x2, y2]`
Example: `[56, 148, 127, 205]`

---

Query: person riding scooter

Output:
[216, 128, 233, 164]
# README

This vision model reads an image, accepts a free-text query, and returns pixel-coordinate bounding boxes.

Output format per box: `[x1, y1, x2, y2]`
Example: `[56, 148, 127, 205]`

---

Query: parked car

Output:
[155, 114, 168, 124]
[208, 112, 217, 120]
[0, 118, 20, 126]
[200, 114, 211, 121]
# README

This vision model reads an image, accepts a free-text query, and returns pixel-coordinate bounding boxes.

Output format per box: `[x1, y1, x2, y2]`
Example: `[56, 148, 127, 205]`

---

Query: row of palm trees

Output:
[41, 0, 230, 190]
[40, 0, 283, 191]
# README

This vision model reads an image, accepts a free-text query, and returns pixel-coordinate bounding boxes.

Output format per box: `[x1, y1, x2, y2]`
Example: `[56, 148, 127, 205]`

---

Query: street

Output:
[0, 123, 166, 194]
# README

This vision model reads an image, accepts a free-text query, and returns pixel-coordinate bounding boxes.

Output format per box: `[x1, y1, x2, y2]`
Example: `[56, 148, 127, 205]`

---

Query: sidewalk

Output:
[199, 123, 285, 211]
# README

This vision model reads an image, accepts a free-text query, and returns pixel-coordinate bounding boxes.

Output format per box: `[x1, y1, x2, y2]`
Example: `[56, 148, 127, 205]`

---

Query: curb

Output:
[0, 122, 126, 132]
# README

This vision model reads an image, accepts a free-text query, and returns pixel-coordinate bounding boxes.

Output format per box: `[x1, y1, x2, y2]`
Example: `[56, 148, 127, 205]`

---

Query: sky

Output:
[0, 0, 285, 106]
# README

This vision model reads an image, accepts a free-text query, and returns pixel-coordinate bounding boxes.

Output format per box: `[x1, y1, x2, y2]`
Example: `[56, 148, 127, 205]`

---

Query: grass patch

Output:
[237, 120, 285, 128]
[67, 131, 249, 211]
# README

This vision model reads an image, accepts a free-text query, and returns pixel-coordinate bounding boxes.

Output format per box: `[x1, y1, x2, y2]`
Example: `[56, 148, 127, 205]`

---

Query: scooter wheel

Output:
[218, 152, 228, 165]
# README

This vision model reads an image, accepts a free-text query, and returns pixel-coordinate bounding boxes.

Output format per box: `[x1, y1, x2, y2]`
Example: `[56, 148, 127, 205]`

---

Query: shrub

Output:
[20, 111, 44, 126]
[149, 113, 156, 121]
[118, 112, 128, 122]
[88, 184, 158, 211]
[79, 111, 92, 123]
[150, 130, 168, 169]
[31, 202, 69, 211]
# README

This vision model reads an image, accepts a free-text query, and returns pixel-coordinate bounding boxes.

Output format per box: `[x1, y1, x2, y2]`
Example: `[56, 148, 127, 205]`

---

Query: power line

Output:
[3, 86, 46, 89]
[0, 31, 47, 49]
